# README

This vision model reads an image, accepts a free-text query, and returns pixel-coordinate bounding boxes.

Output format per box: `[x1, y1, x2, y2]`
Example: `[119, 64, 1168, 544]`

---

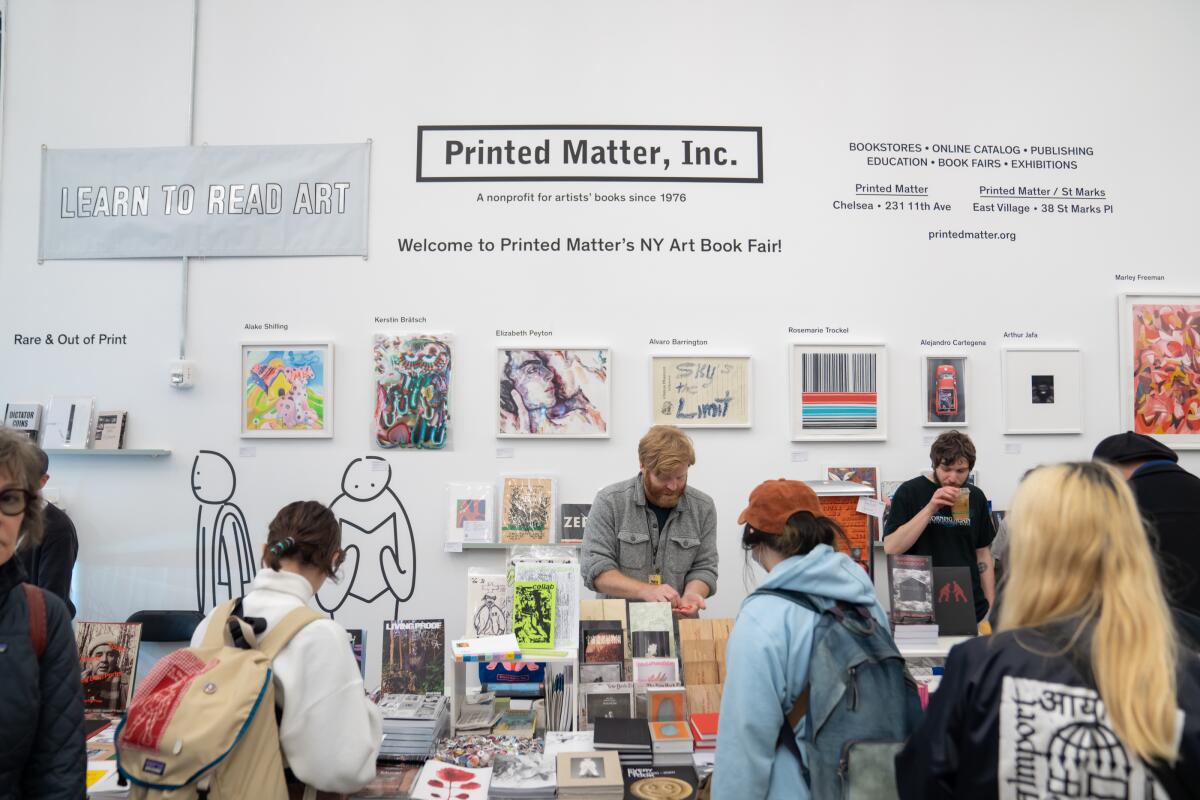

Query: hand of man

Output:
[929, 486, 960, 511]
[641, 583, 681, 605]
[674, 592, 707, 618]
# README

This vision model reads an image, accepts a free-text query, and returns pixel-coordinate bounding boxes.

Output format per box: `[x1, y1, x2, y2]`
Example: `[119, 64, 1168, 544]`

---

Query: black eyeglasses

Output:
[0, 488, 34, 517]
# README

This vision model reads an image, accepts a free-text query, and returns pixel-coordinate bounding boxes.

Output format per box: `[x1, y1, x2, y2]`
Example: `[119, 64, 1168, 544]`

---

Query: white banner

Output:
[39, 142, 370, 259]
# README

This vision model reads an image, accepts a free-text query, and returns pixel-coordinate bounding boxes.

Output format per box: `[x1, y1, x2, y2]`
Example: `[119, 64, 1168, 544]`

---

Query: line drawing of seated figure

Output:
[316, 456, 416, 620]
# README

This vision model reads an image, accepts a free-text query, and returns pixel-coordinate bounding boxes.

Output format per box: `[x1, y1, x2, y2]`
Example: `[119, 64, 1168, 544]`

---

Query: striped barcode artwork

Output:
[800, 352, 878, 429]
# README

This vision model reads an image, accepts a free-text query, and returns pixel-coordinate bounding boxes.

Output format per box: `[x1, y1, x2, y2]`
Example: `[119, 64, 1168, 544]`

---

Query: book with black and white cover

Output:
[43, 396, 94, 449]
[556, 751, 624, 797]
[3, 403, 42, 442]
[490, 753, 556, 798]
[886, 554, 934, 626]
[627, 601, 676, 658]
[465, 572, 512, 638]
[559, 502, 590, 544]
[91, 411, 127, 449]
[580, 681, 634, 730]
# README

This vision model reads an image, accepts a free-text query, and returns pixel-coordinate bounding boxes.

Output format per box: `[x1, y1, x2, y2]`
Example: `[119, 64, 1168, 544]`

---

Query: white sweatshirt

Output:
[191, 569, 382, 793]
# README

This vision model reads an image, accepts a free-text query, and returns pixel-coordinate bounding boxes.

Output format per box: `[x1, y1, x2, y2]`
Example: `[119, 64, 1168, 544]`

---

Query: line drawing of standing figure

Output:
[191, 450, 254, 613]
[473, 593, 506, 636]
[316, 456, 416, 619]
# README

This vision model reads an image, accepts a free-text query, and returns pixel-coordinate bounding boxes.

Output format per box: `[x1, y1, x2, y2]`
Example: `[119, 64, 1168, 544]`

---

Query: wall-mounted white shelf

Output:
[43, 448, 171, 458]
[459, 542, 581, 550]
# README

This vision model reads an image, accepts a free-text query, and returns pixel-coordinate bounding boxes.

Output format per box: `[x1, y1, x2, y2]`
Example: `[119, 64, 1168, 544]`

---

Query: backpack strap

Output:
[201, 599, 241, 648]
[22, 584, 47, 659]
[257, 606, 325, 662]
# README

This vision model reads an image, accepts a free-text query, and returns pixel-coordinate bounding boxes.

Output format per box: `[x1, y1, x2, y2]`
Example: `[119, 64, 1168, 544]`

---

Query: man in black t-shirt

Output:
[884, 431, 995, 622]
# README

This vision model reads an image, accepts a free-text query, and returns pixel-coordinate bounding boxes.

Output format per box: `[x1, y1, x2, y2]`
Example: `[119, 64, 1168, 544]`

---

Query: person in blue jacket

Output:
[713, 479, 889, 800]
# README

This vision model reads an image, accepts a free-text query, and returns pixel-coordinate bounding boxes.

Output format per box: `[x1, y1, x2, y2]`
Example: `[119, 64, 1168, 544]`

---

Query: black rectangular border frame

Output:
[416, 124, 764, 183]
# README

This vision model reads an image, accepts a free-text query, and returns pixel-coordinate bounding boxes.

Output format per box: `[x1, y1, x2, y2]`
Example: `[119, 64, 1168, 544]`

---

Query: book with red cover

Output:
[688, 712, 718, 749]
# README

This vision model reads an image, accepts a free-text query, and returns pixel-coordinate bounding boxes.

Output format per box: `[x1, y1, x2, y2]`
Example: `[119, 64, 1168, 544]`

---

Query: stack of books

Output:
[592, 717, 652, 768]
[688, 711, 718, 752]
[377, 693, 449, 761]
[649, 720, 695, 766]
[555, 751, 624, 798]
[489, 753, 556, 798]
[892, 623, 940, 650]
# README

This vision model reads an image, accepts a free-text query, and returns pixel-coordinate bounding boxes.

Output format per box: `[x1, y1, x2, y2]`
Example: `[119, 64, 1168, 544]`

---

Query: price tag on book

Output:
[856, 496, 885, 519]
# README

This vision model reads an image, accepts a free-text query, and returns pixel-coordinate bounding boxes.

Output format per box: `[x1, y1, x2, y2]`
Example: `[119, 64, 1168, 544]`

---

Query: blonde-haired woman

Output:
[897, 461, 1200, 797]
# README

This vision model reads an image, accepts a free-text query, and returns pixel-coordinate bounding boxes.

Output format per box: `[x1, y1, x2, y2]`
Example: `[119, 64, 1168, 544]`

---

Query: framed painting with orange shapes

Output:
[1119, 294, 1200, 449]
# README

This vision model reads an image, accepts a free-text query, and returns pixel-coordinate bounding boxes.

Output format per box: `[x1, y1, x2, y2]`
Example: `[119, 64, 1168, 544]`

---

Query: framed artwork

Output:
[790, 343, 887, 441]
[241, 342, 332, 438]
[1118, 294, 1200, 449]
[1001, 348, 1083, 434]
[374, 333, 451, 449]
[497, 347, 611, 438]
[649, 354, 752, 428]
[922, 355, 968, 427]
[499, 475, 556, 544]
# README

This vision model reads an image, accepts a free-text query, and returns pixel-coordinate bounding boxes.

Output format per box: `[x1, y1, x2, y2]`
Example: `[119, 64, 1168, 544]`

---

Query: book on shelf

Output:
[43, 396, 95, 449]
[887, 553, 935, 626]
[347, 628, 366, 679]
[580, 681, 634, 730]
[593, 717, 652, 751]
[632, 657, 679, 686]
[91, 411, 127, 449]
[559, 502, 590, 544]
[628, 601, 676, 658]
[932, 566, 978, 636]
[76, 621, 141, 715]
[381, 619, 446, 695]
[622, 765, 700, 799]
[3, 403, 42, 442]
[466, 572, 513, 637]
[555, 750, 624, 797]
[512, 580, 557, 650]
[646, 686, 687, 722]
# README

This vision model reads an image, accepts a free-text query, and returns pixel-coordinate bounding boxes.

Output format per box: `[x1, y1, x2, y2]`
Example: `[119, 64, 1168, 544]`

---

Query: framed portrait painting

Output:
[497, 347, 611, 438]
[1118, 294, 1200, 449]
[1001, 348, 1082, 435]
[241, 342, 333, 438]
[790, 343, 887, 441]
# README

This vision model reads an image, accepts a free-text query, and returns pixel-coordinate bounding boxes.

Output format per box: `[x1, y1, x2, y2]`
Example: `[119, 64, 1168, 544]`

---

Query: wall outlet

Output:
[169, 360, 196, 389]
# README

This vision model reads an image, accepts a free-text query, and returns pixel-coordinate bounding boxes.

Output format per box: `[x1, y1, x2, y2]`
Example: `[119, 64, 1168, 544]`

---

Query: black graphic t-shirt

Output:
[884, 475, 995, 621]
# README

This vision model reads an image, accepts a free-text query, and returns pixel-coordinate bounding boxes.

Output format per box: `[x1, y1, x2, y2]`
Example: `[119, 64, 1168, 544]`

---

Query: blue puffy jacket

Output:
[0, 556, 85, 799]
[712, 545, 889, 800]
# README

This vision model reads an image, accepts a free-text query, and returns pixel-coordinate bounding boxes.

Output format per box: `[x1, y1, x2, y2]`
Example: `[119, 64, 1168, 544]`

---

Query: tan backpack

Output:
[116, 599, 323, 799]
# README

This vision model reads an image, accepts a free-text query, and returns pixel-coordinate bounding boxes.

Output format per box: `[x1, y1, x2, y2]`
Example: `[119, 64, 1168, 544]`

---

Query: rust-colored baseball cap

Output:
[737, 479, 826, 534]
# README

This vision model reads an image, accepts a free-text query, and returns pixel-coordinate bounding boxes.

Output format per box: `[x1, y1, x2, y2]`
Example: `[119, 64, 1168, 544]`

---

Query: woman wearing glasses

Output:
[0, 427, 85, 798]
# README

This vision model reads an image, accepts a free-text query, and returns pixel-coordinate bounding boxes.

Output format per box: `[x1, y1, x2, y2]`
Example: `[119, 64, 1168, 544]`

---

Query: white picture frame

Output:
[240, 341, 334, 438]
[1001, 347, 1082, 435]
[1117, 293, 1200, 450]
[922, 354, 968, 427]
[790, 343, 887, 441]
[496, 347, 611, 438]
[649, 354, 752, 428]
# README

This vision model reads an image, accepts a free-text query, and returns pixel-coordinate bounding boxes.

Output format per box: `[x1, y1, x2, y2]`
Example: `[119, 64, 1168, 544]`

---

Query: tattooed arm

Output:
[976, 546, 995, 611]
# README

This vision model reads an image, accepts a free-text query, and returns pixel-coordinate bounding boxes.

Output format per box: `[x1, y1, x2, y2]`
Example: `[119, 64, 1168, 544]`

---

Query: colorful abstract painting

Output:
[241, 344, 332, 437]
[497, 348, 611, 437]
[375, 333, 451, 449]
[1131, 303, 1200, 438]
[791, 344, 887, 441]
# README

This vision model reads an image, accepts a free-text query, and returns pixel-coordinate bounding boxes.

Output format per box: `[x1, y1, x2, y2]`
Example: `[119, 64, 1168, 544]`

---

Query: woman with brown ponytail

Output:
[897, 461, 1200, 798]
[190, 501, 382, 796]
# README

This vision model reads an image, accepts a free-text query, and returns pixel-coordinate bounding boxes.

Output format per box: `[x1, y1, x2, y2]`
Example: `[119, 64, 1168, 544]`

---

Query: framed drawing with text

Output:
[497, 347, 611, 438]
[790, 343, 887, 441]
[1118, 294, 1200, 449]
[240, 342, 333, 438]
[650, 354, 751, 428]
[922, 355, 968, 427]
[1001, 347, 1082, 435]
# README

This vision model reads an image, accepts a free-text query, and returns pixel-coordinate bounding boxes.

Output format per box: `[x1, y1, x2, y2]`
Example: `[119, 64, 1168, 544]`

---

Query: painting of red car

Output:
[934, 364, 958, 416]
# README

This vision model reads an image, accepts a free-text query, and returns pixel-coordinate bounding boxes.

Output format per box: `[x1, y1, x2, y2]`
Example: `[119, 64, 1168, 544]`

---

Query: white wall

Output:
[2, 0, 1198, 689]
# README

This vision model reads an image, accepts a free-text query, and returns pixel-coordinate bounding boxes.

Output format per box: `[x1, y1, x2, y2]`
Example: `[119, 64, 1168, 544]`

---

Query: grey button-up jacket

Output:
[581, 473, 718, 597]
